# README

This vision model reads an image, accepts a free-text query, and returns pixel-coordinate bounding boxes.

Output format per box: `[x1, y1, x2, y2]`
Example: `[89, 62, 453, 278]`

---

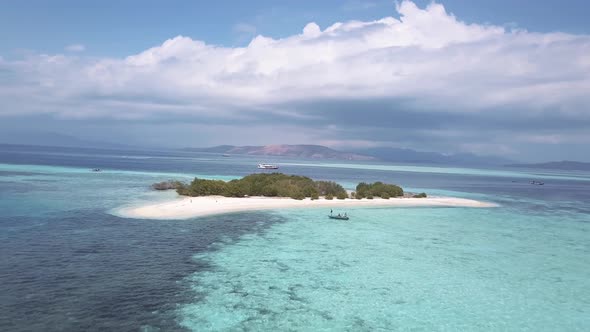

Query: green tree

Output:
[171, 173, 407, 200]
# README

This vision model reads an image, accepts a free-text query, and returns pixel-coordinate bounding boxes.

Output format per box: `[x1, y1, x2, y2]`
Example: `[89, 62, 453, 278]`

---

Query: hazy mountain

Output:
[506, 161, 590, 171]
[354, 147, 512, 165]
[0, 131, 135, 150]
[183, 144, 376, 161]
[185, 144, 513, 165]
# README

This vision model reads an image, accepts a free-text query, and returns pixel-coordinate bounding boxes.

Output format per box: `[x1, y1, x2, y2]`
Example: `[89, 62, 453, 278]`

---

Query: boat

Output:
[91, 168, 101, 172]
[257, 163, 279, 169]
[329, 214, 349, 220]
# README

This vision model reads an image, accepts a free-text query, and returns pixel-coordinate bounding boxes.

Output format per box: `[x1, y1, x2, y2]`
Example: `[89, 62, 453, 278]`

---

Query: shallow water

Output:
[180, 207, 589, 331]
[1, 144, 589, 331]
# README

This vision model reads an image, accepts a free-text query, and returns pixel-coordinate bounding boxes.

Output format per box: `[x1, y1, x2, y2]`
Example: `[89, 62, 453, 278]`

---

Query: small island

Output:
[115, 173, 497, 220]
[174, 173, 406, 200]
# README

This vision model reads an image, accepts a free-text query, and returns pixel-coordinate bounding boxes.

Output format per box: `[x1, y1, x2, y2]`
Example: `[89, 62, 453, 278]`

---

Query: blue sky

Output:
[1, 1, 589, 162]
[2, 0, 589, 56]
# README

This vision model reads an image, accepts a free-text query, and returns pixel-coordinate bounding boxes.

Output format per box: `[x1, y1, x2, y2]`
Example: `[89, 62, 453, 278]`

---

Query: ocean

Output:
[0, 144, 588, 331]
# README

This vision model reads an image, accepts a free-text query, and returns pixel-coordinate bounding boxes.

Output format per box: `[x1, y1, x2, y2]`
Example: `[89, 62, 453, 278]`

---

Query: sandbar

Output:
[116, 195, 497, 220]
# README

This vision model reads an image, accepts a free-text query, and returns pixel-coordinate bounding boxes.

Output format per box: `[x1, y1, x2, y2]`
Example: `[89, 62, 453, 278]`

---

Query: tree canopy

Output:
[355, 181, 404, 199]
[172, 173, 407, 200]
[176, 173, 347, 200]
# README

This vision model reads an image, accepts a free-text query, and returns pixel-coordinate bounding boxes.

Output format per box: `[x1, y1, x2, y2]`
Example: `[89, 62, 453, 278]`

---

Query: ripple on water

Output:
[178, 207, 590, 331]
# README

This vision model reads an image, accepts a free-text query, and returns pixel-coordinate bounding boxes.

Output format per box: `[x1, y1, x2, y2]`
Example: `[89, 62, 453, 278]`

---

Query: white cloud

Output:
[65, 44, 86, 52]
[517, 132, 590, 144]
[458, 142, 517, 156]
[317, 139, 390, 149]
[302, 22, 321, 38]
[1, 1, 590, 153]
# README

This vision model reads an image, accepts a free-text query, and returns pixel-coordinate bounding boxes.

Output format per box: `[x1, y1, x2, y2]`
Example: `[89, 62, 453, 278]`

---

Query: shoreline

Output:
[115, 195, 498, 220]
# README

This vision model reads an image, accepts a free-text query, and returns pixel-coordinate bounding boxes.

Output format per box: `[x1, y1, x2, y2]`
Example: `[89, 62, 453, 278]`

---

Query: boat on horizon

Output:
[257, 163, 279, 169]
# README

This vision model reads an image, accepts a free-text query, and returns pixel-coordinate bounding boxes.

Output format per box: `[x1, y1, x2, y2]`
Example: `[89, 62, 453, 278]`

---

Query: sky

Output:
[1, 0, 589, 162]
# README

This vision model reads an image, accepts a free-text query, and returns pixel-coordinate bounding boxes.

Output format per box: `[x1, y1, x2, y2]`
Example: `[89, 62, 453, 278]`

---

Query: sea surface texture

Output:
[1, 144, 589, 331]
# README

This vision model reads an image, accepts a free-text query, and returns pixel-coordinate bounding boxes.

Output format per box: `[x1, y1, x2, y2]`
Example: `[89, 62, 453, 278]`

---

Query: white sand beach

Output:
[117, 195, 497, 220]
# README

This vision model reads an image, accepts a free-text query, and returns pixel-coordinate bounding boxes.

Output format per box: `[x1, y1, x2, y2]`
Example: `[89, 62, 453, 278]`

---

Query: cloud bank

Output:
[1, 1, 589, 156]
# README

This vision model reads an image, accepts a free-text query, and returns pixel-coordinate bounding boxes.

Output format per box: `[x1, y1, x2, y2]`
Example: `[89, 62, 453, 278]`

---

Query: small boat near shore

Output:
[329, 214, 349, 220]
[257, 163, 279, 169]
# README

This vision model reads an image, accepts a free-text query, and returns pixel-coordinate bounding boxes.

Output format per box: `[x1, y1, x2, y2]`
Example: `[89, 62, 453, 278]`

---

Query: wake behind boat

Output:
[258, 163, 279, 169]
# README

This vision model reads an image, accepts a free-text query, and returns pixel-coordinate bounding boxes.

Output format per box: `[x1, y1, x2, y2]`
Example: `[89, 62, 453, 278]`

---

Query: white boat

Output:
[257, 163, 279, 169]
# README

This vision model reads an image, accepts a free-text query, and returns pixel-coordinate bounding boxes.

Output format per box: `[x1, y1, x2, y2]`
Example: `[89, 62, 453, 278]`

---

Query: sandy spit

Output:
[115, 195, 498, 220]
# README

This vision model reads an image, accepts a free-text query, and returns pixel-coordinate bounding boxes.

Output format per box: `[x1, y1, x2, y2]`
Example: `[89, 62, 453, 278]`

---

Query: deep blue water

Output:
[0, 144, 589, 331]
[1, 210, 285, 331]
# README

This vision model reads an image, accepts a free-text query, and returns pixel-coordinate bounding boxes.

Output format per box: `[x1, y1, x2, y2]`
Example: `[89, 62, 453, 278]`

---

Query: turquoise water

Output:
[1, 145, 589, 331]
[180, 207, 589, 331]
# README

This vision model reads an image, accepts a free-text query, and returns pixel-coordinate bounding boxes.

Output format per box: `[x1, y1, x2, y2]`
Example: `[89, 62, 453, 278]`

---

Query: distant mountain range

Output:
[506, 161, 590, 171]
[349, 147, 512, 165]
[6, 132, 586, 168]
[183, 144, 376, 161]
[183, 144, 512, 165]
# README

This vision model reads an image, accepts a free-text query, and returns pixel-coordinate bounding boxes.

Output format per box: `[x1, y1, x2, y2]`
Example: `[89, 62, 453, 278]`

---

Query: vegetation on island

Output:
[176, 173, 347, 200]
[354, 181, 404, 199]
[153, 173, 413, 200]
[151, 180, 185, 190]
[413, 192, 427, 198]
